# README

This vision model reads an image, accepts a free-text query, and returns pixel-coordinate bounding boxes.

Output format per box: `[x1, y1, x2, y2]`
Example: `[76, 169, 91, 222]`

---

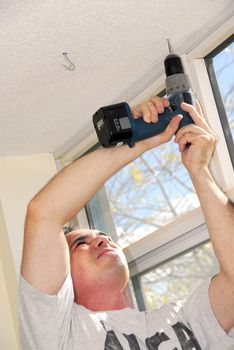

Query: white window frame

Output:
[56, 18, 234, 285]
[124, 207, 207, 275]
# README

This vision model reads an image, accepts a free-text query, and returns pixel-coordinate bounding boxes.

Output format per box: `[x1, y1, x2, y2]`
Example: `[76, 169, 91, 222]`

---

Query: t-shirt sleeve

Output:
[180, 278, 234, 349]
[19, 273, 74, 350]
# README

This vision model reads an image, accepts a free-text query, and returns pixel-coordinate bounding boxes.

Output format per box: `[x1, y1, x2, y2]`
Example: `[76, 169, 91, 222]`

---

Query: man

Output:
[20, 96, 234, 349]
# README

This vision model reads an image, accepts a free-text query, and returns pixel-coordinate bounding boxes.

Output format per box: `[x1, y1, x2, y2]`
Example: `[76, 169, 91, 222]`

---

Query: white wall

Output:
[0, 262, 19, 349]
[0, 153, 57, 349]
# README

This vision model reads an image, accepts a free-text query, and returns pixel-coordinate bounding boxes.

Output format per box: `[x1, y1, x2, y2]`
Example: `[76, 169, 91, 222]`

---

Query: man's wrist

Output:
[102, 142, 145, 169]
[189, 166, 213, 187]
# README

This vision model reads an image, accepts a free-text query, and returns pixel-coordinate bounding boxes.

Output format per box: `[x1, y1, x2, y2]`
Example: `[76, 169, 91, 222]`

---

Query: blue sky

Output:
[213, 41, 234, 138]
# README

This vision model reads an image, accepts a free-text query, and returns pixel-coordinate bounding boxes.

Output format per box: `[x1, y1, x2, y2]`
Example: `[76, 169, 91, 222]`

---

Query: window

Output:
[140, 241, 218, 311]
[205, 34, 234, 167]
[88, 133, 200, 249]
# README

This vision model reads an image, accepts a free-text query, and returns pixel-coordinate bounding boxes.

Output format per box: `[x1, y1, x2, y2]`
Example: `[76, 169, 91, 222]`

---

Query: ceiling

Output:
[0, 0, 233, 158]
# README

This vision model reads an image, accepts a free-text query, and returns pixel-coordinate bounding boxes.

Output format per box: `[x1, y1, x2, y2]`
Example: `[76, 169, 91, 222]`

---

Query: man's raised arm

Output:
[21, 97, 182, 295]
[175, 101, 234, 333]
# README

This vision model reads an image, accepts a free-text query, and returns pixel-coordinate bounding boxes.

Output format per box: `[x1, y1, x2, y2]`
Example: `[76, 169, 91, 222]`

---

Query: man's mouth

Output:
[97, 248, 115, 259]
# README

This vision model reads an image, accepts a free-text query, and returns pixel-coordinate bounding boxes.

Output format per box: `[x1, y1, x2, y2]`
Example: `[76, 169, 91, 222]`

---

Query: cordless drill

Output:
[93, 40, 194, 148]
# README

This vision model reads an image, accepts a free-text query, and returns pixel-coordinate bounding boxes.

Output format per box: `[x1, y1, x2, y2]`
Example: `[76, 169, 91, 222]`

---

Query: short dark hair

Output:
[63, 225, 79, 235]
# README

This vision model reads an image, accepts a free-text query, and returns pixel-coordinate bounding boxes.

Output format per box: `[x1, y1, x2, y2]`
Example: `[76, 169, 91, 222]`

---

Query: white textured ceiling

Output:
[0, 0, 233, 157]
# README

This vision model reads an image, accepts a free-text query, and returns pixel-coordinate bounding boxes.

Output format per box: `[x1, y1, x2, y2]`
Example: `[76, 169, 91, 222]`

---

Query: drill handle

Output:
[169, 91, 194, 129]
[128, 92, 194, 147]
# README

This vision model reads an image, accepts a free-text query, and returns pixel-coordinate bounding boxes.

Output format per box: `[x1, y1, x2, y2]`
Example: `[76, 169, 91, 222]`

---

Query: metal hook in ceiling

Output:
[62, 52, 76, 71]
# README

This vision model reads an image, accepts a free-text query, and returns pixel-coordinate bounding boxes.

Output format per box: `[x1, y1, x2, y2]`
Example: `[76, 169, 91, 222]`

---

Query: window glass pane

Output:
[141, 241, 217, 310]
[213, 41, 234, 140]
[105, 140, 200, 248]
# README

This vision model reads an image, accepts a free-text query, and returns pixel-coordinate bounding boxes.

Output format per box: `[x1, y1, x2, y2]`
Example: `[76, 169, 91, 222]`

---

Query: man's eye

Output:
[76, 241, 87, 247]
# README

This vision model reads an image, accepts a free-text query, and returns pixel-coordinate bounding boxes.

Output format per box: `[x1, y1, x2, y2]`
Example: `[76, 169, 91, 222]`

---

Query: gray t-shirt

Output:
[19, 273, 234, 350]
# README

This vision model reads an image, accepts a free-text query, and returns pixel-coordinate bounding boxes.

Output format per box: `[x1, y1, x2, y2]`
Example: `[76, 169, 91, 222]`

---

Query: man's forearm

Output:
[190, 167, 234, 278]
[30, 144, 143, 226]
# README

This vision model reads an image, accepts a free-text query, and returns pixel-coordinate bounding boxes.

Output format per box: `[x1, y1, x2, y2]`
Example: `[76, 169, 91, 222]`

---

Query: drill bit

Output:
[166, 38, 174, 54]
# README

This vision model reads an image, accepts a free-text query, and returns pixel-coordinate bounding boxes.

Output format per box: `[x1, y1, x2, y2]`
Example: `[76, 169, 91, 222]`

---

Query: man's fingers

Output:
[175, 124, 206, 143]
[141, 105, 152, 123]
[181, 102, 200, 123]
[176, 130, 216, 153]
[132, 96, 170, 123]
[177, 132, 196, 152]
[195, 99, 204, 119]
[147, 101, 158, 123]
[132, 104, 152, 122]
[131, 106, 143, 118]
[181, 102, 209, 130]
[161, 114, 183, 141]
[149, 96, 169, 112]
[162, 97, 170, 108]
[177, 132, 208, 152]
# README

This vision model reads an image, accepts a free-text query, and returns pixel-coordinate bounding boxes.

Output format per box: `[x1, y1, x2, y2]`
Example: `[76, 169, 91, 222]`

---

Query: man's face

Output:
[66, 229, 129, 292]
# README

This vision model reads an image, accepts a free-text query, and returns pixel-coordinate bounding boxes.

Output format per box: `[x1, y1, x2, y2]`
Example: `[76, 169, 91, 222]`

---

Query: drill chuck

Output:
[164, 52, 191, 97]
[164, 53, 184, 76]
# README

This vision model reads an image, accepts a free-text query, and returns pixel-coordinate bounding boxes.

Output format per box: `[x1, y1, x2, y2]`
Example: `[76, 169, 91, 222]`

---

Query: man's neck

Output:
[74, 286, 133, 311]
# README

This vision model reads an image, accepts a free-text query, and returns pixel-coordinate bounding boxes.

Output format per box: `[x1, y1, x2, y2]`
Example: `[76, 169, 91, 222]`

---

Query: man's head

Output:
[65, 228, 130, 308]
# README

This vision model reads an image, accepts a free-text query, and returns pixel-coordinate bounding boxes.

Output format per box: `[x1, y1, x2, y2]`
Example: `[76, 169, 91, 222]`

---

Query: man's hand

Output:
[132, 96, 183, 152]
[174, 101, 217, 176]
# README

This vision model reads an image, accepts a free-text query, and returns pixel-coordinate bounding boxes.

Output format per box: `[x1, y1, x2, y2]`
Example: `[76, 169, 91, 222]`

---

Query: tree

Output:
[106, 141, 199, 247]
[141, 242, 217, 310]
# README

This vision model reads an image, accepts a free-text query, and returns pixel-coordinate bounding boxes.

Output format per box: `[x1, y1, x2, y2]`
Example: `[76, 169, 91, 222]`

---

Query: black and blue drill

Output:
[93, 40, 194, 148]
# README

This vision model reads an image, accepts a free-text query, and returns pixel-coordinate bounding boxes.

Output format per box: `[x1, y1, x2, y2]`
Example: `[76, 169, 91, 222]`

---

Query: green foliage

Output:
[141, 242, 216, 310]
[105, 143, 198, 248]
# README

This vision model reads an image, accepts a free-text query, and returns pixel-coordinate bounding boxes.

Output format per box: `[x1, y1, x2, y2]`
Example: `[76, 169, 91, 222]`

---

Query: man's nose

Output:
[93, 236, 110, 248]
